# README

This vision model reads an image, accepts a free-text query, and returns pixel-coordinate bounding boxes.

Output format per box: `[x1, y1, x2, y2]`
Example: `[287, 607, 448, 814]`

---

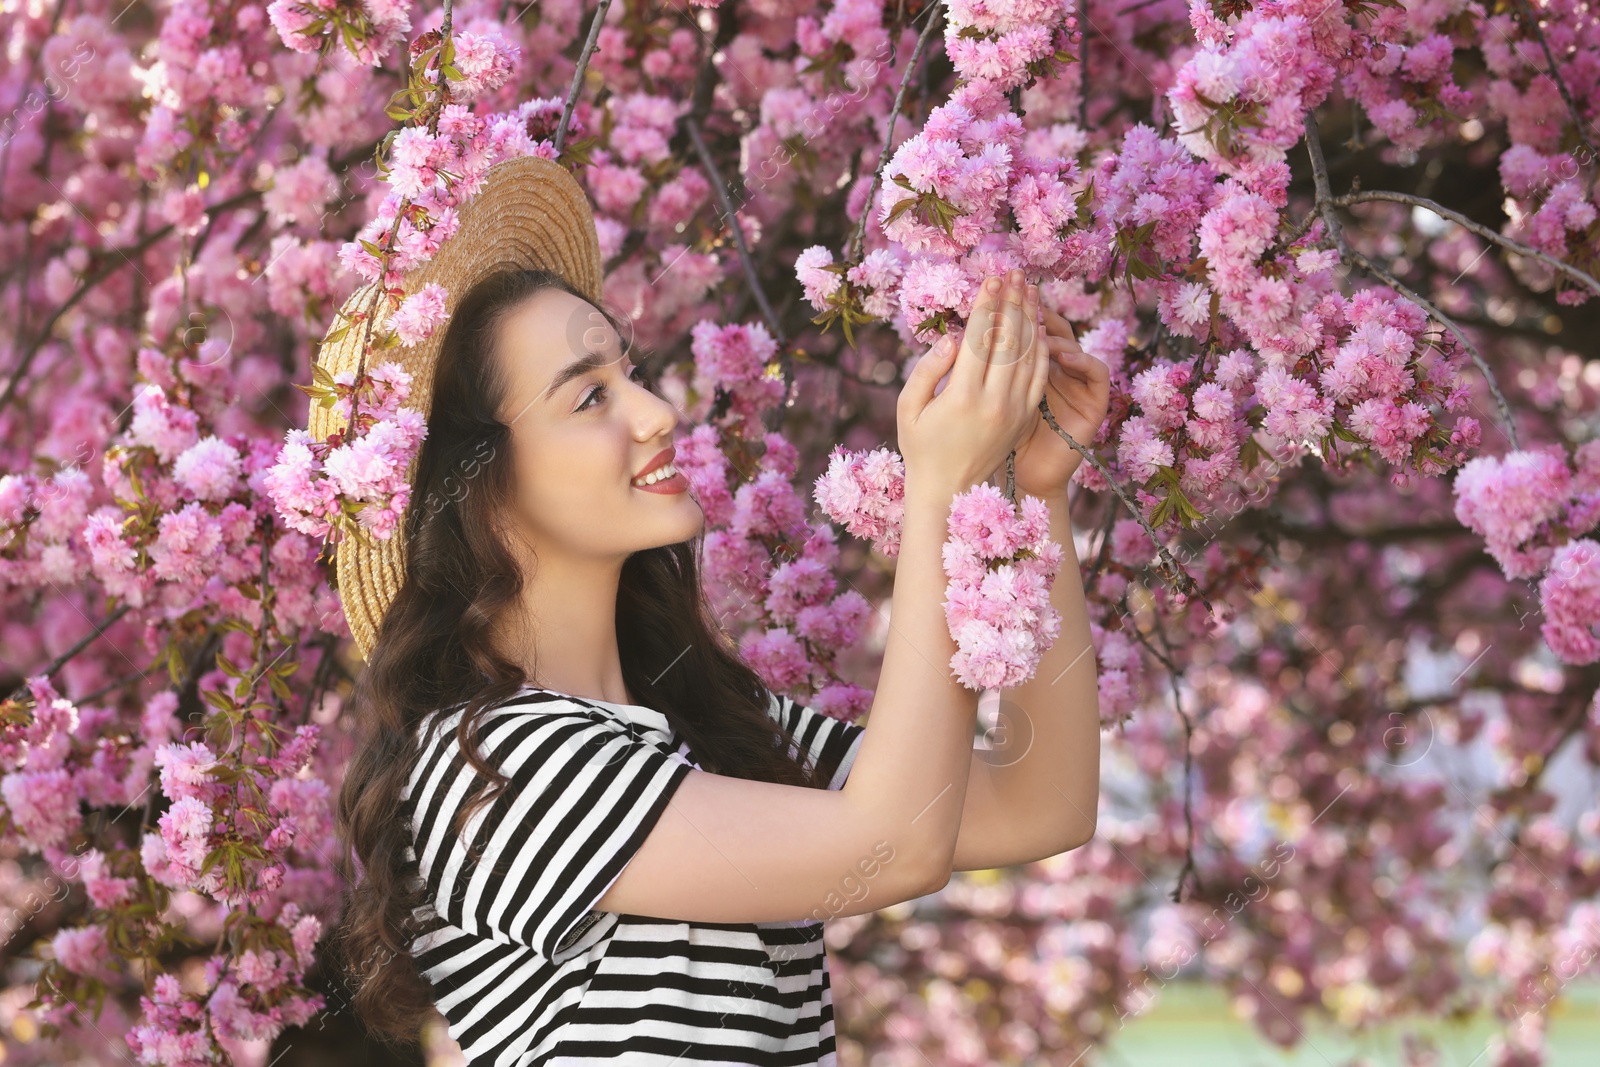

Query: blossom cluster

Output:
[141, 717, 326, 910]
[264, 362, 427, 542]
[941, 484, 1065, 688]
[812, 445, 908, 557]
[677, 419, 877, 721]
[814, 446, 1064, 689]
[1452, 440, 1600, 663]
[124, 904, 324, 1064]
[794, 0, 1084, 344]
[267, 0, 412, 67]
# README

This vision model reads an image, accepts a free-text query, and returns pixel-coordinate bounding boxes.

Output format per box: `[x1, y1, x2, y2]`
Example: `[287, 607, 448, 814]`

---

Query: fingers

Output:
[1024, 285, 1051, 410]
[1048, 339, 1110, 385]
[985, 268, 1027, 383]
[950, 275, 1003, 397]
[1041, 303, 1076, 341]
[1009, 282, 1044, 407]
[897, 333, 959, 417]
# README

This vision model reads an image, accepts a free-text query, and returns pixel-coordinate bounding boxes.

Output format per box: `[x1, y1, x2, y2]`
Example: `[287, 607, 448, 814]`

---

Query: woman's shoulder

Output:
[414, 687, 620, 748]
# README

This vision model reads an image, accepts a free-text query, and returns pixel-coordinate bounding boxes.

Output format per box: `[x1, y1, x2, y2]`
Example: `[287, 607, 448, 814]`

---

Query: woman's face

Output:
[492, 287, 704, 563]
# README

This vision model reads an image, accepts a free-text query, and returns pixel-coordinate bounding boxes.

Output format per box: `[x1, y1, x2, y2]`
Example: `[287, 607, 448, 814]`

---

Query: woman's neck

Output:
[504, 544, 631, 705]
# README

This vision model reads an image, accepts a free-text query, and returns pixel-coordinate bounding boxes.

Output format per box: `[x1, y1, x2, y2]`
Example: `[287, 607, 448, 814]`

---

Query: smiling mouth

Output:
[631, 461, 680, 487]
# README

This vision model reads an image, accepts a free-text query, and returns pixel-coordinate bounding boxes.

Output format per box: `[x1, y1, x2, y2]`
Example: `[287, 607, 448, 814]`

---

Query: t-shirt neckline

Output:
[515, 684, 672, 733]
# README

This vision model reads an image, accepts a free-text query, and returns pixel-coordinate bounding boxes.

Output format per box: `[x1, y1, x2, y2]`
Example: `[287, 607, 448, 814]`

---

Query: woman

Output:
[332, 158, 1106, 1066]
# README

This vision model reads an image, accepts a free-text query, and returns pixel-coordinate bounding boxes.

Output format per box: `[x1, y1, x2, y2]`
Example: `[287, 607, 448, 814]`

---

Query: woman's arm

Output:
[594, 475, 985, 925]
[946, 488, 1101, 871]
[834, 472, 988, 879]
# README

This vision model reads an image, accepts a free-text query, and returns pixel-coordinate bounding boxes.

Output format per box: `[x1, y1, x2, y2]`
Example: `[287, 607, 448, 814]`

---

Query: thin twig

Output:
[1081, 502, 1121, 591]
[1333, 190, 1600, 297]
[846, 2, 945, 263]
[1510, 0, 1600, 193]
[5, 604, 132, 703]
[1079, 0, 1090, 132]
[0, 189, 252, 413]
[685, 116, 795, 435]
[73, 671, 148, 706]
[1302, 112, 1519, 450]
[428, 0, 456, 138]
[1118, 593, 1202, 901]
[1036, 398, 1213, 614]
[554, 0, 615, 159]
[1349, 246, 1520, 450]
[686, 118, 784, 346]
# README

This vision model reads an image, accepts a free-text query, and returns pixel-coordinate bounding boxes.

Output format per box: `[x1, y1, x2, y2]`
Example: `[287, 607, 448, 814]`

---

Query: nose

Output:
[635, 381, 682, 442]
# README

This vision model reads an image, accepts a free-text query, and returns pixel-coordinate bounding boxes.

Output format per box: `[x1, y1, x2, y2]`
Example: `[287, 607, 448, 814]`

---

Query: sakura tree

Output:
[0, 0, 1597, 1065]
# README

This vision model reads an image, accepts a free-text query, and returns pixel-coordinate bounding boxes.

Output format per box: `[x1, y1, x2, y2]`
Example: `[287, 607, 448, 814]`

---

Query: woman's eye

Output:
[576, 383, 607, 411]
[577, 365, 649, 411]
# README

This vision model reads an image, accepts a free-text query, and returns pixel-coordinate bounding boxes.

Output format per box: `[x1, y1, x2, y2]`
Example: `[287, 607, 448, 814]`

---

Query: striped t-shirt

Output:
[399, 685, 868, 1066]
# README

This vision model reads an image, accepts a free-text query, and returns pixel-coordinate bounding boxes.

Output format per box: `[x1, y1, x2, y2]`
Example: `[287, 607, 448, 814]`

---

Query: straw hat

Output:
[308, 154, 604, 660]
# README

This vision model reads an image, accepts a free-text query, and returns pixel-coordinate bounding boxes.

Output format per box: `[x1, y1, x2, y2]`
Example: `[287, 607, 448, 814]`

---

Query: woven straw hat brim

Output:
[307, 154, 604, 661]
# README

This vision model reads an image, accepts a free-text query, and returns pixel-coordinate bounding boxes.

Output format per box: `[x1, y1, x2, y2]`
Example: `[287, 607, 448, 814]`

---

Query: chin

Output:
[637, 496, 705, 549]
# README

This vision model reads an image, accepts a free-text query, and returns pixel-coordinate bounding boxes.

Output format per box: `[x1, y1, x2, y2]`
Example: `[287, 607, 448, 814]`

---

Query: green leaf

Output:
[201, 688, 235, 712]
[1151, 491, 1175, 529]
[1240, 432, 1262, 473]
[1329, 420, 1364, 444]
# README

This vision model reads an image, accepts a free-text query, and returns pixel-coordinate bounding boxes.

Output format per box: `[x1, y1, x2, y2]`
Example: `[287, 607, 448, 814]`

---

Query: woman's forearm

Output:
[841, 473, 983, 886]
[991, 489, 1101, 844]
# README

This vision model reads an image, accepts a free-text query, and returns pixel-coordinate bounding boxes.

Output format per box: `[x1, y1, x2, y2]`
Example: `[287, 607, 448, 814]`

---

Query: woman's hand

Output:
[898, 269, 1050, 499]
[1002, 301, 1111, 499]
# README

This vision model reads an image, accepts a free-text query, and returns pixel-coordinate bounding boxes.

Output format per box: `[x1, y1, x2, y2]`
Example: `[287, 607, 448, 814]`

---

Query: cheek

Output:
[516, 427, 627, 507]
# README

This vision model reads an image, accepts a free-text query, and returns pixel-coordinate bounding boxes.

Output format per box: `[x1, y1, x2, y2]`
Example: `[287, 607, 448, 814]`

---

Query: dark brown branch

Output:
[73, 671, 148, 706]
[554, 0, 614, 159]
[846, 1, 945, 263]
[1302, 112, 1520, 451]
[1120, 596, 1203, 902]
[4, 604, 132, 703]
[1038, 398, 1212, 611]
[1333, 190, 1600, 297]
[684, 116, 796, 435]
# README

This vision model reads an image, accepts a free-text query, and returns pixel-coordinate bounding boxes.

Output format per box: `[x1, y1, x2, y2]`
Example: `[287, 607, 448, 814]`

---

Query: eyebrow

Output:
[541, 338, 635, 404]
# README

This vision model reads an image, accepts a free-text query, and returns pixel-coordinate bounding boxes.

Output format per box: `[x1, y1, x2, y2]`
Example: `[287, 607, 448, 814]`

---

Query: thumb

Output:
[899, 334, 958, 413]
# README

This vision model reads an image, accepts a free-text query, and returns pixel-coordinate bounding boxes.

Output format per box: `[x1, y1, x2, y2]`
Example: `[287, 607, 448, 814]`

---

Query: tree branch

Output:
[4, 604, 132, 704]
[1036, 398, 1213, 613]
[846, 1, 945, 263]
[554, 0, 614, 159]
[1302, 112, 1520, 451]
[1510, 0, 1600, 193]
[1334, 190, 1600, 297]
[1121, 596, 1203, 902]
[685, 116, 796, 435]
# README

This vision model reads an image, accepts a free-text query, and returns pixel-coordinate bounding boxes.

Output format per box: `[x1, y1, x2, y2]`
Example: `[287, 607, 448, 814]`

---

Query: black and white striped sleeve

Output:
[767, 691, 867, 791]
[402, 704, 693, 962]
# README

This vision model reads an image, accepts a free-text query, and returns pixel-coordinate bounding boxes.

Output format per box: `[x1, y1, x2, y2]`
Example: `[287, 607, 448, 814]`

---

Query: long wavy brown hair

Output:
[332, 267, 831, 1046]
